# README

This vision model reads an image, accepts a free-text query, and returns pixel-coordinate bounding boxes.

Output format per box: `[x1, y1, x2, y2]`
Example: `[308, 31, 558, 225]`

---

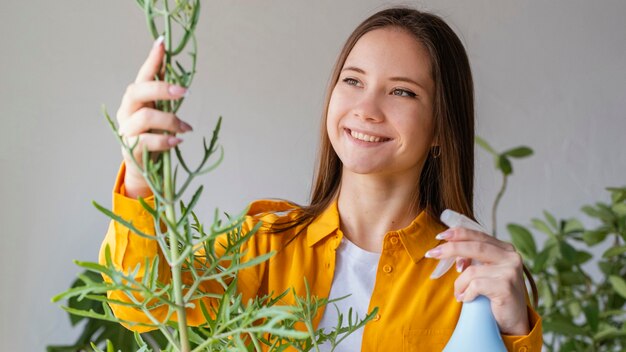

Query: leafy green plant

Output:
[47, 271, 167, 352]
[508, 187, 626, 351]
[475, 136, 533, 237]
[51, 1, 374, 351]
[477, 137, 626, 351]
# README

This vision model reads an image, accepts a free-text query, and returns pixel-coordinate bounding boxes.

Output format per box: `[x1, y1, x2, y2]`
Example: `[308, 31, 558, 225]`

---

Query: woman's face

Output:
[327, 27, 436, 179]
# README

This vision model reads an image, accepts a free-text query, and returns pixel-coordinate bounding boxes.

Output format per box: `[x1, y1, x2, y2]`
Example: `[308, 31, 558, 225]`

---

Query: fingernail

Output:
[425, 247, 442, 258]
[456, 259, 464, 273]
[455, 293, 465, 302]
[153, 35, 164, 49]
[179, 121, 193, 132]
[436, 231, 451, 240]
[168, 137, 183, 146]
[169, 85, 187, 96]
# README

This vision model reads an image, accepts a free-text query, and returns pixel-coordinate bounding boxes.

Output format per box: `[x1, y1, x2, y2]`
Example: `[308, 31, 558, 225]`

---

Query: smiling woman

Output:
[100, 6, 542, 351]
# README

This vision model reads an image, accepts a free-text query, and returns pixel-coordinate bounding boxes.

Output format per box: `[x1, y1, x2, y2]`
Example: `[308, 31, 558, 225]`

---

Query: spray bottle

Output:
[431, 209, 507, 352]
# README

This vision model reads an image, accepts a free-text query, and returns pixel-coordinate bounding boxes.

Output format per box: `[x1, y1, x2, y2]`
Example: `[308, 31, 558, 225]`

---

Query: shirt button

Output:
[519, 347, 528, 352]
[373, 313, 381, 321]
[390, 236, 399, 245]
[383, 265, 393, 273]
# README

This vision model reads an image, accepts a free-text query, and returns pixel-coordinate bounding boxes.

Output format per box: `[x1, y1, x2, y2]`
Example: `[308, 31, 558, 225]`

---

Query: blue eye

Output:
[392, 89, 417, 98]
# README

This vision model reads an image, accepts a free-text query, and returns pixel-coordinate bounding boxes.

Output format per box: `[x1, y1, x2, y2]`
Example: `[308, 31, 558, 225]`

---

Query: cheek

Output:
[326, 88, 344, 133]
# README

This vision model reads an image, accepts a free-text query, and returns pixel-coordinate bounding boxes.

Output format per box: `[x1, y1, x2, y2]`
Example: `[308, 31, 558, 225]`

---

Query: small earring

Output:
[431, 146, 441, 159]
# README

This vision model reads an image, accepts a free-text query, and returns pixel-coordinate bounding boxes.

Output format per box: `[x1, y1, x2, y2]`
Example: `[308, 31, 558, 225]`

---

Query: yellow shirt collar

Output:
[306, 200, 446, 263]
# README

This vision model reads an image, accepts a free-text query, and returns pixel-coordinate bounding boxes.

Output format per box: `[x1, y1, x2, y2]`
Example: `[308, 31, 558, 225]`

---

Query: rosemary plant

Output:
[53, 1, 374, 351]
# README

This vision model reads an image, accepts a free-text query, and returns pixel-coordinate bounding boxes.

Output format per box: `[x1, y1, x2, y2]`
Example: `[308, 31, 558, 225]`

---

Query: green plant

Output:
[477, 137, 626, 351]
[508, 187, 626, 351]
[47, 271, 167, 352]
[51, 1, 373, 351]
[474, 136, 533, 237]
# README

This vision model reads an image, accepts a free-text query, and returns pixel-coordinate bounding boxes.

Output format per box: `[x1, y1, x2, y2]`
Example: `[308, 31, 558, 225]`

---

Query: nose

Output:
[352, 89, 385, 122]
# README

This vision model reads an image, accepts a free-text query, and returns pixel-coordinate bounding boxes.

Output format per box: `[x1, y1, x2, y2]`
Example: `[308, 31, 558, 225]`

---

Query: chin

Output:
[341, 161, 386, 176]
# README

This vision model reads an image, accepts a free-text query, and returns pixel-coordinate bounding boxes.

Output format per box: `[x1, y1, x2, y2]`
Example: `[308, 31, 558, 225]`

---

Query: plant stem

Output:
[162, 1, 190, 351]
[491, 174, 508, 238]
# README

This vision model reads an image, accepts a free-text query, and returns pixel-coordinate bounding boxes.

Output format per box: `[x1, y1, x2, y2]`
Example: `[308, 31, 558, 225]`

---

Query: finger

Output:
[124, 133, 184, 155]
[457, 277, 495, 303]
[437, 227, 515, 252]
[119, 108, 192, 137]
[455, 257, 469, 273]
[454, 265, 492, 298]
[454, 262, 524, 301]
[135, 36, 165, 83]
[118, 82, 188, 120]
[425, 241, 513, 264]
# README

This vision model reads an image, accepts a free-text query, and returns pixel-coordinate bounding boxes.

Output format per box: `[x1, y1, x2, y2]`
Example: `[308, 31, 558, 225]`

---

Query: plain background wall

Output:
[1, 1, 624, 350]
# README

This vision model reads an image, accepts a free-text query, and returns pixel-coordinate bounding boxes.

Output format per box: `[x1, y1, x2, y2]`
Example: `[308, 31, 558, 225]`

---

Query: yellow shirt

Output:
[101, 164, 542, 351]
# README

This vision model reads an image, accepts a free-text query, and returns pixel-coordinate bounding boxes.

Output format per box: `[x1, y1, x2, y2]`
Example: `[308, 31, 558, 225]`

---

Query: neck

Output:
[337, 169, 422, 252]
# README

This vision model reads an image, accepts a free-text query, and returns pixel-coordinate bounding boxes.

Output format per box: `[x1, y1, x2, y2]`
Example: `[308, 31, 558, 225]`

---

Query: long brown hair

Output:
[295, 7, 475, 224]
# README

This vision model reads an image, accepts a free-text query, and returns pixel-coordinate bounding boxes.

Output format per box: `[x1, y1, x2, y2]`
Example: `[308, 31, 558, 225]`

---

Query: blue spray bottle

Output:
[431, 210, 507, 352]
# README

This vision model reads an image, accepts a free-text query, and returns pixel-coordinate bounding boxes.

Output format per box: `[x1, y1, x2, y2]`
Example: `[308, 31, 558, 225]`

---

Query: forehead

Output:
[344, 27, 433, 85]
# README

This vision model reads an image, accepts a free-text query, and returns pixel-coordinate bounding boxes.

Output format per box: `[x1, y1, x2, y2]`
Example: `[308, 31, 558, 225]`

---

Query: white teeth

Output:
[350, 130, 383, 142]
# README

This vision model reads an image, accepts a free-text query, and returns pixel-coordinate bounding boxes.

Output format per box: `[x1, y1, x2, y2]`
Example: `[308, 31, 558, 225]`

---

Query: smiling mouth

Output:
[347, 129, 391, 143]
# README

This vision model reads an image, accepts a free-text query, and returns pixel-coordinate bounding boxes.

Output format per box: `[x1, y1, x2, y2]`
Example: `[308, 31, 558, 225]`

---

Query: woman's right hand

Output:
[117, 36, 193, 199]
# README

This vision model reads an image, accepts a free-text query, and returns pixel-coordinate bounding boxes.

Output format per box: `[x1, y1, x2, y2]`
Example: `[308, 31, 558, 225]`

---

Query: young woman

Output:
[103, 7, 542, 351]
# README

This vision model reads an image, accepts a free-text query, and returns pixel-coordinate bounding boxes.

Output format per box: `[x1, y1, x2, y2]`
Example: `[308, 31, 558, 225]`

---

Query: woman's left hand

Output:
[426, 227, 530, 336]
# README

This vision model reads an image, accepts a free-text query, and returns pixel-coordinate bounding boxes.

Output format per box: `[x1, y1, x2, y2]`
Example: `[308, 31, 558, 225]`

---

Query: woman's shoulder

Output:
[246, 199, 303, 218]
[243, 198, 306, 234]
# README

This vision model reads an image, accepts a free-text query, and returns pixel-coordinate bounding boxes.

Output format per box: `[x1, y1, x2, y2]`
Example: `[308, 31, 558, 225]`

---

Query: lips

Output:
[346, 128, 391, 143]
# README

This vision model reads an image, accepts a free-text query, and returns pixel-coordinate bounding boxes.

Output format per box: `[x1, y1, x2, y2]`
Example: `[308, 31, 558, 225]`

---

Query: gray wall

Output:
[1, 1, 624, 350]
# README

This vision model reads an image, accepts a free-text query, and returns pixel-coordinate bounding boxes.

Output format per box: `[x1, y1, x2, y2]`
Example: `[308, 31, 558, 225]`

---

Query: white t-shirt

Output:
[317, 237, 381, 351]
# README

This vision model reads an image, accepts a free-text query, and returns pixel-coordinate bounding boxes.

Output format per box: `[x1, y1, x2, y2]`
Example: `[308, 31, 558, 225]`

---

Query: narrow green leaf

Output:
[612, 202, 626, 217]
[543, 210, 558, 230]
[582, 205, 601, 219]
[92, 201, 155, 240]
[603, 245, 626, 258]
[582, 229, 609, 246]
[507, 224, 537, 258]
[563, 218, 585, 234]
[91, 342, 105, 352]
[609, 188, 626, 204]
[531, 218, 554, 237]
[559, 241, 578, 264]
[560, 271, 586, 285]
[177, 185, 203, 227]
[543, 317, 586, 335]
[573, 250, 593, 265]
[583, 300, 599, 332]
[503, 146, 533, 158]
[533, 247, 551, 272]
[609, 275, 626, 299]
[567, 300, 582, 318]
[538, 281, 553, 309]
[137, 196, 158, 219]
[599, 261, 613, 275]
[596, 203, 617, 222]
[474, 136, 496, 155]
[600, 309, 626, 318]
[593, 326, 626, 341]
[496, 155, 513, 175]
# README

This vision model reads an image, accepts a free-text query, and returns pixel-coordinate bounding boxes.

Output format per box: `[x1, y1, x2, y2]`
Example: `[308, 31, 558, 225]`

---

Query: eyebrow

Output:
[341, 66, 427, 91]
